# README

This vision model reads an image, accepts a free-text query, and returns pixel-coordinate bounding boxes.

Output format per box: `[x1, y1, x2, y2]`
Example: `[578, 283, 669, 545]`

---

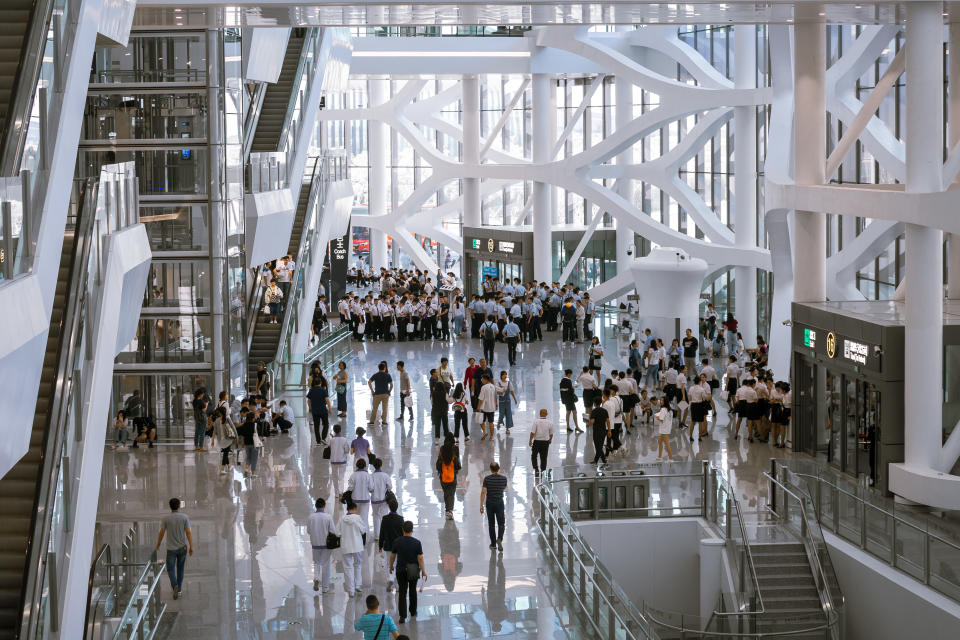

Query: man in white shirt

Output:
[272, 400, 296, 433]
[602, 389, 624, 454]
[369, 458, 393, 541]
[307, 497, 337, 592]
[328, 424, 351, 497]
[477, 373, 498, 440]
[529, 409, 555, 475]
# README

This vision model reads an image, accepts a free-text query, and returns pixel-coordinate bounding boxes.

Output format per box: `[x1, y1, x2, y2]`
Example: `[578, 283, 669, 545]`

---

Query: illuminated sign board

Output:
[803, 328, 816, 348]
[499, 241, 516, 253]
[843, 340, 868, 365]
[470, 238, 480, 249]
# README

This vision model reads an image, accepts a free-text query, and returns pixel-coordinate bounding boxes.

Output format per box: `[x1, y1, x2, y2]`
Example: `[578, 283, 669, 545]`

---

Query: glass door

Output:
[794, 356, 816, 454]
[859, 382, 880, 485]
[826, 370, 842, 465]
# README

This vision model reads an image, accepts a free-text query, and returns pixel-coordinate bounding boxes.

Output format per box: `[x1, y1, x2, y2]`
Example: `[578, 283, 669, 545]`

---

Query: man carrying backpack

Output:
[480, 315, 499, 364]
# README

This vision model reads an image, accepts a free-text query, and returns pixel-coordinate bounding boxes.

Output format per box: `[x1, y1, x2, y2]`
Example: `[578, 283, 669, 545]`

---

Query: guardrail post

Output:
[923, 532, 931, 585]
[725, 498, 732, 539]
[701, 460, 709, 518]
[2, 202, 14, 279]
[20, 170, 31, 262]
[769, 458, 777, 513]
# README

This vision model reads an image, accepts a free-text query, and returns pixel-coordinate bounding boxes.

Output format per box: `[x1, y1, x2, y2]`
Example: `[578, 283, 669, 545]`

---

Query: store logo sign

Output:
[803, 328, 816, 348]
[843, 340, 868, 365]
[488, 238, 495, 252]
[826, 332, 837, 358]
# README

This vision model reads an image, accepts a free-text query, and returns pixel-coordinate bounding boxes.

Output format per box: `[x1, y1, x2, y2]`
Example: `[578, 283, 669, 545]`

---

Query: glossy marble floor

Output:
[97, 315, 806, 639]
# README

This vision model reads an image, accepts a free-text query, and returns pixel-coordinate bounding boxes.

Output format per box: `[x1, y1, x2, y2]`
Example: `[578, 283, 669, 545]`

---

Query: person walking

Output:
[378, 495, 404, 555]
[307, 373, 333, 445]
[480, 462, 508, 552]
[559, 369, 581, 432]
[370, 458, 392, 542]
[155, 498, 193, 600]
[236, 412, 260, 478]
[682, 328, 699, 375]
[354, 594, 401, 639]
[529, 409, 555, 476]
[307, 497, 337, 592]
[367, 362, 394, 427]
[480, 315, 499, 364]
[655, 398, 674, 461]
[436, 434, 461, 520]
[329, 423, 351, 498]
[191, 388, 208, 451]
[588, 397, 611, 465]
[502, 316, 522, 366]
[211, 406, 237, 475]
[389, 521, 427, 624]
[450, 382, 470, 443]
[477, 374, 498, 441]
[340, 501, 366, 596]
[430, 369, 452, 444]
[347, 458, 374, 529]
[495, 371, 517, 435]
[587, 337, 604, 385]
[395, 361, 413, 421]
[334, 361, 349, 417]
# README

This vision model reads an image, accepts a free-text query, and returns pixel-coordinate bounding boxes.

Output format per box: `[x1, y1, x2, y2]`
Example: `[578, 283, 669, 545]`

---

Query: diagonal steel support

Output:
[825, 45, 905, 179]
[479, 77, 530, 160]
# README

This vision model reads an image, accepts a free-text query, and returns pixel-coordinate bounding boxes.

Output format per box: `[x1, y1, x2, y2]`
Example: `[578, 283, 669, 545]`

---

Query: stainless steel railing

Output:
[771, 457, 960, 606]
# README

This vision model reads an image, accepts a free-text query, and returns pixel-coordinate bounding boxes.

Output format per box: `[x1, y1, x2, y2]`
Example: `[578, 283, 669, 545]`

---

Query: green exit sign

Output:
[803, 327, 816, 348]
[471, 238, 480, 249]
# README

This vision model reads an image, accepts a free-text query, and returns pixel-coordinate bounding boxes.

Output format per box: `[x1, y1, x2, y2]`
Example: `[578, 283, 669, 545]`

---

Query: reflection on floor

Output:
[97, 317, 805, 638]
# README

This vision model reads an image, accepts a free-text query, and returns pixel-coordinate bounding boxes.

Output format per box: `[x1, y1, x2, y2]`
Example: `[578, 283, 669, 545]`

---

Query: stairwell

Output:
[752, 542, 829, 638]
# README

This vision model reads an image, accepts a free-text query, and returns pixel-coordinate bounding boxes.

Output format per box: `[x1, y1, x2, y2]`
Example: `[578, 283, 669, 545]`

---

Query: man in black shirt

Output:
[378, 495, 404, 553]
[389, 521, 426, 623]
[480, 462, 508, 552]
[589, 397, 611, 464]
[367, 362, 394, 427]
[681, 328, 699, 376]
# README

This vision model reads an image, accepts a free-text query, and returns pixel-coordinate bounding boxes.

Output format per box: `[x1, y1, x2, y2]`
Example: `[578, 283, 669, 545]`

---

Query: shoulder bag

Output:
[322, 445, 331, 459]
[405, 562, 420, 581]
[326, 531, 341, 549]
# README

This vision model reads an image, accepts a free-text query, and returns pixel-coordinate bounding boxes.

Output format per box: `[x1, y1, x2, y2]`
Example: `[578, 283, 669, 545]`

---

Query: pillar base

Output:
[889, 463, 960, 510]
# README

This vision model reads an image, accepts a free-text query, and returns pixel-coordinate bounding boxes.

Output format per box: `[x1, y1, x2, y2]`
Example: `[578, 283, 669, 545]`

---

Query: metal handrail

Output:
[715, 470, 765, 617]
[764, 470, 843, 637]
[242, 82, 267, 161]
[0, 0, 57, 173]
[83, 544, 112, 640]
[18, 178, 99, 639]
[110, 550, 165, 640]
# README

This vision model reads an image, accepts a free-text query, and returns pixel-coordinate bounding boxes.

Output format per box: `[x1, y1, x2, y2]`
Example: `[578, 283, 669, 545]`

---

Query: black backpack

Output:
[483, 323, 496, 341]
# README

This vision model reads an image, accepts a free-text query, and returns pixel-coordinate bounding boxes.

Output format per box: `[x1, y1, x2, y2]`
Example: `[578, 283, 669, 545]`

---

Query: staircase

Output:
[0, 231, 76, 638]
[751, 542, 828, 637]
[0, 1, 35, 149]
[249, 29, 305, 154]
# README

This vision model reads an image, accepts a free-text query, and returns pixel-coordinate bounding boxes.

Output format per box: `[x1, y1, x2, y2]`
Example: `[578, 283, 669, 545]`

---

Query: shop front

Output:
[462, 227, 534, 296]
[791, 302, 904, 493]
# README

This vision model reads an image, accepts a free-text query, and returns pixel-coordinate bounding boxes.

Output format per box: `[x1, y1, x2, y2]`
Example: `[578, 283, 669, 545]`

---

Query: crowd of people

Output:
[149, 264, 792, 638]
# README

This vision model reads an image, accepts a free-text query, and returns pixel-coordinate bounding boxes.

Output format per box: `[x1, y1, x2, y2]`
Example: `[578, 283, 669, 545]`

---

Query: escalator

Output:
[249, 29, 306, 154]
[0, 0, 50, 167]
[0, 228, 79, 637]
[246, 160, 318, 389]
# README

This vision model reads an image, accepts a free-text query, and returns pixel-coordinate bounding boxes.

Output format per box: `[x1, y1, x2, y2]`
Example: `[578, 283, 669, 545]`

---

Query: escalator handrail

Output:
[242, 82, 267, 162]
[83, 544, 112, 640]
[0, 0, 57, 174]
[18, 178, 100, 639]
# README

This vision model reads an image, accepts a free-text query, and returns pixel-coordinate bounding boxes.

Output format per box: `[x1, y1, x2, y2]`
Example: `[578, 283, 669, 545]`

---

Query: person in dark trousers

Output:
[389, 521, 427, 624]
[588, 397, 611, 464]
[501, 317, 522, 366]
[155, 497, 194, 600]
[528, 408, 555, 476]
[435, 434, 461, 519]
[430, 369, 451, 443]
[306, 373, 333, 445]
[480, 315, 499, 364]
[378, 495, 404, 554]
[480, 461, 508, 552]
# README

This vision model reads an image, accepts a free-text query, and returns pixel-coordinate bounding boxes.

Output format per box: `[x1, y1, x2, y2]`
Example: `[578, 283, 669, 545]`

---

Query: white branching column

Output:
[532, 71, 553, 283]
[904, 2, 945, 476]
[949, 21, 960, 299]
[735, 24, 758, 347]
[462, 75, 481, 229]
[792, 23, 827, 304]
[368, 76, 389, 270]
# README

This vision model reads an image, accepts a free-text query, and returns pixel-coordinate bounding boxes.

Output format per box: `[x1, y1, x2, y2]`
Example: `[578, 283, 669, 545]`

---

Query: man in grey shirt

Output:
[155, 497, 194, 600]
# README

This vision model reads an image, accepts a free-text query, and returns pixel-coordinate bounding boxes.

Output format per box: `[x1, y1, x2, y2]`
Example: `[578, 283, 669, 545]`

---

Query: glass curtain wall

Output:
[83, 30, 245, 438]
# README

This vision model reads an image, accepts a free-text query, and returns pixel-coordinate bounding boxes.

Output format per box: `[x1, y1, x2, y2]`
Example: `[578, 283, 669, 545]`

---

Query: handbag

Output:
[322, 445, 331, 459]
[473, 412, 483, 425]
[404, 395, 413, 408]
[405, 562, 420, 581]
[358, 322, 366, 335]
[262, 304, 270, 314]
[590, 355, 602, 369]
[325, 531, 341, 549]
[335, 382, 346, 395]
[406, 323, 415, 333]
[253, 432, 264, 448]
[719, 390, 729, 402]
[677, 400, 690, 411]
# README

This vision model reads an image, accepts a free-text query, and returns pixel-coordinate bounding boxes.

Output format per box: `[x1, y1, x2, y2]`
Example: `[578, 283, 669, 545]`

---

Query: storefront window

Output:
[113, 373, 213, 440]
